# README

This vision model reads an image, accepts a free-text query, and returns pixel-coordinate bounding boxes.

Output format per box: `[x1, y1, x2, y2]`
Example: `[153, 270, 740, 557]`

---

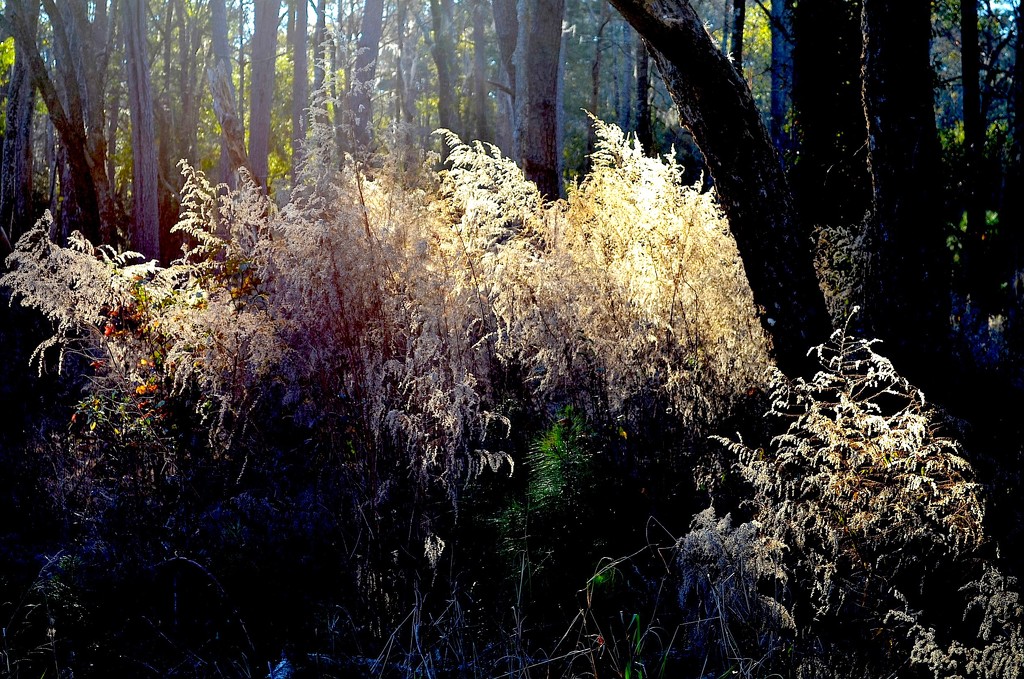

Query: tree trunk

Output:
[730, 0, 745, 70]
[249, 0, 281, 187]
[0, 1, 38, 251]
[860, 0, 947, 378]
[211, 0, 235, 185]
[124, 0, 160, 261]
[430, 0, 458, 151]
[605, 0, 831, 374]
[769, 0, 793, 156]
[1006, 2, 1024, 279]
[472, 0, 491, 143]
[312, 0, 328, 94]
[961, 0, 985, 294]
[616, 22, 634, 131]
[1, 0, 114, 245]
[292, 0, 309, 176]
[514, 0, 566, 200]
[791, 0, 870, 231]
[635, 38, 653, 153]
[586, 7, 612, 170]
[492, 0, 519, 158]
[350, 0, 385, 151]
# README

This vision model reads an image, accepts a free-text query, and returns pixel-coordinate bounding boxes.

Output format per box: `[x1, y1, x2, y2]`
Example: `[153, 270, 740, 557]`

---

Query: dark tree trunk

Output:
[1007, 3, 1024, 277]
[769, 0, 793, 156]
[730, 0, 745, 70]
[635, 38, 653, 153]
[350, 0, 385, 151]
[791, 0, 871, 231]
[249, 0, 281, 187]
[1, 1, 38, 251]
[514, 0, 566, 200]
[124, 0, 160, 261]
[605, 0, 831, 374]
[961, 0, 986, 295]
[860, 0, 947, 377]
[1, 0, 116, 245]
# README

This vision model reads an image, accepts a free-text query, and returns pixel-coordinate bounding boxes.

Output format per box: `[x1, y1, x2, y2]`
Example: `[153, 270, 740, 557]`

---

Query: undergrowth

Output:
[3, 91, 1020, 676]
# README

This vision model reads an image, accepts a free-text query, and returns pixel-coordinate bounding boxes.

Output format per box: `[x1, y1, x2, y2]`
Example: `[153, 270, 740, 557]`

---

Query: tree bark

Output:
[586, 6, 612, 169]
[472, 0, 491, 143]
[616, 22, 634, 131]
[249, 0, 281, 187]
[0, 0, 115, 245]
[124, 0, 160, 261]
[635, 38, 653, 153]
[961, 0, 985, 294]
[791, 0, 870, 230]
[730, 0, 746, 70]
[768, 0, 793, 156]
[860, 0, 947, 376]
[0, 0, 38, 251]
[211, 0, 235, 185]
[292, 0, 309, 176]
[350, 0, 385, 151]
[312, 0, 328, 94]
[605, 0, 831, 374]
[430, 0, 458, 150]
[514, 0, 566, 200]
[492, 0, 519, 158]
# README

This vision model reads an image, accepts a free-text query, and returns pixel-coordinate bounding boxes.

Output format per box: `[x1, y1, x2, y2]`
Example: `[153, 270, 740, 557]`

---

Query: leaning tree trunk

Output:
[605, 0, 831, 375]
[124, 0, 160, 261]
[860, 0, 947, 380]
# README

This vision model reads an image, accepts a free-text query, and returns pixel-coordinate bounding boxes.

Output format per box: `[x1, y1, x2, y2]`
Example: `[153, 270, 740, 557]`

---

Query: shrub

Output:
[706, 315, 1023, 677]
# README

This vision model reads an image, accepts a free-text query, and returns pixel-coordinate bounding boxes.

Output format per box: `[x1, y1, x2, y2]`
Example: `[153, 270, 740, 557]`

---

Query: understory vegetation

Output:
[1, 112, 1022, 678]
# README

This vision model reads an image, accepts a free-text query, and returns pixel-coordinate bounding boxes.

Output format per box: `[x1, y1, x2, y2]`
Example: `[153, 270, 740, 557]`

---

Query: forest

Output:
[2, 0, 1024, 676]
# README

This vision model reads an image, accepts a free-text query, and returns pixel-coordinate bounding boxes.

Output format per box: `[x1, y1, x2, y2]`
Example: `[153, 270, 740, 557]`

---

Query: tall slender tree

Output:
[292, 0, 309, 176]
[514, 0, 566, 199]
[769, 0, 793, 156]
[729, 0, 746, 69]
[636, 38, 653, 152]
[124, 0, 160, 261]
[961, 0, 985, 293]
[0, 0, 38, 251]
[430, 0, 458, 152]
[350, 0, 385, 151]
[472, 0, 491, 143]
[250, 0, 281, 187]
[861, 0, 947, 378]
